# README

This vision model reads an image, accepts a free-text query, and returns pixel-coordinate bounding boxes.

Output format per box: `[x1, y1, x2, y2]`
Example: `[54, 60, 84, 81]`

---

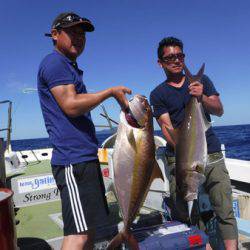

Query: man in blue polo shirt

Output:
[150, 37, 238, 249]
[38, 12, 131, 249]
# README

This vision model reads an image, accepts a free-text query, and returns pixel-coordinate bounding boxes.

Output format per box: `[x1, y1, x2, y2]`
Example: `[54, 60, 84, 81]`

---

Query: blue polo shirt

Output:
[37, 50, 98, 165]
[150, 75, 222, 156]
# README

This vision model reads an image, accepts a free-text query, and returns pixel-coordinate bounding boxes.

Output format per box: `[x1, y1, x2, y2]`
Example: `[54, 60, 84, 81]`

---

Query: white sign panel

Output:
[17, 174, 56, 193]
[11, 173, 60, 207]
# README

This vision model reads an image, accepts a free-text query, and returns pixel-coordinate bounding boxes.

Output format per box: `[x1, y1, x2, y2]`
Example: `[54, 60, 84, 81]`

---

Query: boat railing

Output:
[0, 138, 6, 187]
[0, 100, 12, 152]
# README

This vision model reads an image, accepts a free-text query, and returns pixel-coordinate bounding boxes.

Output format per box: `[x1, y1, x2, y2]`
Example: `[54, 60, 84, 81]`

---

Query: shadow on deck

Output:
[18, 237, 52, 250]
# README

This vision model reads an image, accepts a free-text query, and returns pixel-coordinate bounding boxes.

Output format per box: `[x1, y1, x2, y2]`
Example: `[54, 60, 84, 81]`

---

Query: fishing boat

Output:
[0, 100, 250, 249]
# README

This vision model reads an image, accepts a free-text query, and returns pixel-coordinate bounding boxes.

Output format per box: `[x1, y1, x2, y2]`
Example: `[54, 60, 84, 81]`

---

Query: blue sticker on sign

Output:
[232, 200, 240, 218]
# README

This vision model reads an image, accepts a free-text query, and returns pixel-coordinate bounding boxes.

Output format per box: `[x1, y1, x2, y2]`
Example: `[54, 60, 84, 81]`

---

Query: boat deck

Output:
[7, 160, 250, 249]
[9, 160, 123, 248]
[10, 161, 62, 242]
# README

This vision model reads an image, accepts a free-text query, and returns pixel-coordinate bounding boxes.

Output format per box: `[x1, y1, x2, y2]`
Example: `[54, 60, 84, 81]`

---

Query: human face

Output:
[158, 46, 185, 75]
[52, 25, 86, 61]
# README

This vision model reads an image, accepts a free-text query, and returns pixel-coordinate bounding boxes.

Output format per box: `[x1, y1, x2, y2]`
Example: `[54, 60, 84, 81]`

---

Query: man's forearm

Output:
[51, 84, 131, 118]
[201, 94, 224, 117]
[161, 125, 176, 150]
[67, 88, 113, 117]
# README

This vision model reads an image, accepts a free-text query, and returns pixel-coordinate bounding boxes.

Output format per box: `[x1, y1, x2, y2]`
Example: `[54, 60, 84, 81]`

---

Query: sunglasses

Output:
[161, 53, 185, 63]
[54, 14, 89, 29]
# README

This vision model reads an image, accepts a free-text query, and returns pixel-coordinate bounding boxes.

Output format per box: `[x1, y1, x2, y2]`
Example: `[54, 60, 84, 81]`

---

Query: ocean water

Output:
[10, 124, 250, 161]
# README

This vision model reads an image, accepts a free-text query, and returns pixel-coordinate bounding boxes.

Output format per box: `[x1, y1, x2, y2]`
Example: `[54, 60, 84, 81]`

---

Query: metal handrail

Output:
[0, 100, 12, 152]
[0, 100, 11, 104]
[0, 138, 6, 187]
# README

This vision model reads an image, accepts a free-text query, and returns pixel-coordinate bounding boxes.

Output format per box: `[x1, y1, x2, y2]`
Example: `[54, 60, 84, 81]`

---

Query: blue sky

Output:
[1, 1, 250, 140]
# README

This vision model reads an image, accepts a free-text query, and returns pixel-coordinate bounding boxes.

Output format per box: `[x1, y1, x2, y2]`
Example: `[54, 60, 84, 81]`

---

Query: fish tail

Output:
[107, 232, 123, 250]
[107, 229, 139, 250]
[188, 200, 194, 219]
[184, 63, 205, 83]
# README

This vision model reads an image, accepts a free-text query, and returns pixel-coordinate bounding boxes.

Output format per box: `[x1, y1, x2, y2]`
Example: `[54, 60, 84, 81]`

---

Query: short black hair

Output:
[157, 37, 183, 59]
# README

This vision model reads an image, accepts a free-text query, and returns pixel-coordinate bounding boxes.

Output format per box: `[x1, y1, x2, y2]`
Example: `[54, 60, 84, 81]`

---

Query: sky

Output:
[1, 0, 250, 140]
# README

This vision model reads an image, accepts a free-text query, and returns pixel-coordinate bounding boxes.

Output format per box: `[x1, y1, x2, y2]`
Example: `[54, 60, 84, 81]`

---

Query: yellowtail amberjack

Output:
[107, 95, 163, 250]
[175, 64, 210, 219]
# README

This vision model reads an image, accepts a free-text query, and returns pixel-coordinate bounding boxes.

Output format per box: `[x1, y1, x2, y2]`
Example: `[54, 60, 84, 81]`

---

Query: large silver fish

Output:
[175, 64, 210, 218]
[107, 95, 163, 250]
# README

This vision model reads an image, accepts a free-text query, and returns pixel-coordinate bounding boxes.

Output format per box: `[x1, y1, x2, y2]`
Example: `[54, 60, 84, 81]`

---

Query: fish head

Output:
[124, 94, 152, 128]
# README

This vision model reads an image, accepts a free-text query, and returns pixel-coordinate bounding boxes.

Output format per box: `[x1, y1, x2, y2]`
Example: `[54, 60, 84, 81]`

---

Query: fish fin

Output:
[196, 63, 205, 81]
[151, 160, 164, 182]
[204, 119, 211, 132]
[126, 129, 137, 151]
[124, 231, 139, 250]
[199, 103, 211, 131]
[184, 63, 205, 83]
[188, 200, 193, 219]
[107, 230, 139, 250]
[183, 64, 194, 83]
[141, 161, 164, 207]
[142, 160, 165, 203]
[107, 232, 123, 250]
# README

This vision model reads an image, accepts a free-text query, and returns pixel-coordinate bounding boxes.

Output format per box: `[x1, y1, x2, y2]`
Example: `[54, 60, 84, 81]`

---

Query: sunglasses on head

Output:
[54, 14, 88, 29]
[161, 53, 185, 63]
